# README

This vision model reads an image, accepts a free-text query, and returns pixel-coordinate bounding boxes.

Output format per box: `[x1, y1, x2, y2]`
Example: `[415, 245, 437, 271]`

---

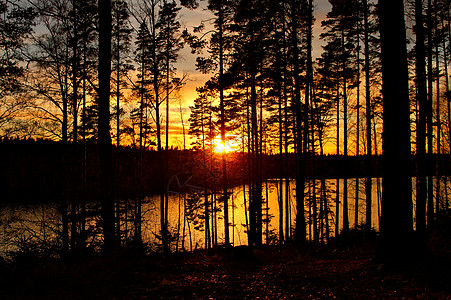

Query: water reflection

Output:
[2, 176, 450, 255]
[146, 178, 384, 250]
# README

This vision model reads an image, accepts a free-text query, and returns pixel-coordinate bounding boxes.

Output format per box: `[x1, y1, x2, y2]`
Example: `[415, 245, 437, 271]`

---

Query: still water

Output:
[1, 177, 449, 255]
[152, 178, 384, 250]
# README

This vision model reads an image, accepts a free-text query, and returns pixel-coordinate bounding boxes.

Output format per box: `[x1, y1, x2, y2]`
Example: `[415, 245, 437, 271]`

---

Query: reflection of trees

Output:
[166, 173, 203, 251]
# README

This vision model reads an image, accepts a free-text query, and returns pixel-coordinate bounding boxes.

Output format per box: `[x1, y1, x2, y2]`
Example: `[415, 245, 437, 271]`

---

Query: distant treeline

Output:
[264, 153, 451, 179]
[2, 138, 451, 204]
[0, 138, 181, 203]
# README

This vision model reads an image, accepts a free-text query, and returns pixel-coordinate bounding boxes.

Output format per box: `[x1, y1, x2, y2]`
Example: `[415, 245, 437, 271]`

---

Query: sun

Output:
[213, 136, 237, 153]
[215, 141, 232, 153]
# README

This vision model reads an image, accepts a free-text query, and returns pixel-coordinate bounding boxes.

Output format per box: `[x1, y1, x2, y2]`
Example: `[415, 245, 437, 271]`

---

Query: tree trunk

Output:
[415, 0, 428, 237]
[61, 34, 70, 256]
[136, 48, 145, 244]
[165, 1, 171, 240]
[435, 6, 441, 215]
[202, 107, 210, 249]
[335, 64, 340, 238]
[355, 30, 361, 229]
[276, 27, 284, 242]
[378, 0, 414, 263]
[363, 0, 372, 232]
[342, 28, 349, 239]
[283, 17, 290, 241]
[98, 0, 115, 252]
[218, 1, 230, 248]
[306, 0, 315, 243]
[292, 0, 306, 244]
[250, 59, 259, 247]
[81, 38, 87, 247]
[443, 14, 450, 210]
[70, 0, 79, 250]
[319, 123, 328, 242]
[149, 0, 168, 253]
[426, 0, 434, 227]
[115, 8, 121, 244]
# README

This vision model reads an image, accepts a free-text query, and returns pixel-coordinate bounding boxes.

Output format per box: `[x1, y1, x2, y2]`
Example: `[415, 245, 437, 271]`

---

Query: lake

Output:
[1, 177, 449, 256]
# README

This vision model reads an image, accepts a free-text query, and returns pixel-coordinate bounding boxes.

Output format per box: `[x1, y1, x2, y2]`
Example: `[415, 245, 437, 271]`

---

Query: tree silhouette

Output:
[111, 0, 133, 243]
[189, 85, 215, 248]
[415, 0, 428, 238]
[98, 0, 115, 252]
[157, 0, 185, 252]
[321, 0, 361, 239]
[0, 1, 35, 136]
[378, 0, 414, 263]
[289, 0, 307, 245]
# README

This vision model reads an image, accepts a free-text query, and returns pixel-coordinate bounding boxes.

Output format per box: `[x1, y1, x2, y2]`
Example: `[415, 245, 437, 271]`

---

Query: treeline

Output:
[0, 138, 245, 203]
[0, 138, 180, 203]
[4, 137, 451, 203]
[5, 137, 431, 202]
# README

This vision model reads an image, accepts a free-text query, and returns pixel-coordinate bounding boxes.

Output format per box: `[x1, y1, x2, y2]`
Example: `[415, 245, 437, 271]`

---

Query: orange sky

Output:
[167, 1, 339, 154]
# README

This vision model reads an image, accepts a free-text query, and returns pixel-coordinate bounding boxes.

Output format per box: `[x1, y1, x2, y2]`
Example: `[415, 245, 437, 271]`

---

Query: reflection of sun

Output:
[214, 136, 237, 153]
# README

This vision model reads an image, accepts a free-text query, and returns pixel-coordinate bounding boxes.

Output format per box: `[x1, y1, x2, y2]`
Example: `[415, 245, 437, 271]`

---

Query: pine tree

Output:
[111, 0, 133, 243]
[320, 0, 361, 239]
[157, 0, 185, 250]
[98, 0, 115, 252]
[415, 0, 428, 237]
[189, 84, 215, 249]
[185, 0, 235, 247]
[289, 0, 307, 245]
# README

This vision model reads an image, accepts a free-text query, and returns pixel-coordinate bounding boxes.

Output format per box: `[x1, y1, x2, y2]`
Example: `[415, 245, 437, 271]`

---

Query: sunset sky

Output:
[167, 0, 333, 150]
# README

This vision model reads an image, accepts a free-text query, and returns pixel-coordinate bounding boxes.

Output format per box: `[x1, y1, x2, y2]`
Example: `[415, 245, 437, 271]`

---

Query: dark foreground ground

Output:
[1, 238, 451, 299]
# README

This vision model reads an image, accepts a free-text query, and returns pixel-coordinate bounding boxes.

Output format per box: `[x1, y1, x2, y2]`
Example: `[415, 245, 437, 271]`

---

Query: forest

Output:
[1, 0, 451, 297]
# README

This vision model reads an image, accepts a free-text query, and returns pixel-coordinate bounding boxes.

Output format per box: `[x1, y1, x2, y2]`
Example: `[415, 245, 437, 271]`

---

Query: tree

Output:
[0, 1, 35, 136]
[314, 70, 335, 242]
[363, 0, 373, 232]
[415, 0, 428, 237]
[111, 0, 133, 242]
[189, 85, 215, 248]
[157, 0, 185, 251]
[208, 0, 233, 247]
[26, 0, 72, 141]
[130, 0, 169, 252]
[150, 0, 168, 253]
[235, 0, 270, 247]
[262, 0, 288, 243]
[157, 0, 183, 156]
[185, 0, 235, 247]
[98, 0, 115, 252]
[305, 0, 314, 242]
[27, 0, 96, 142]
[378, 0, 414, 263]
[290, 0, 307, 245]
[111, 0, 133, 150]
[318, 31, 341, 238]
[322, 0, 361, 239]
[131, 21, 151, 245]
[426, 0, 434, 226]
[26, 0, 99, 253]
